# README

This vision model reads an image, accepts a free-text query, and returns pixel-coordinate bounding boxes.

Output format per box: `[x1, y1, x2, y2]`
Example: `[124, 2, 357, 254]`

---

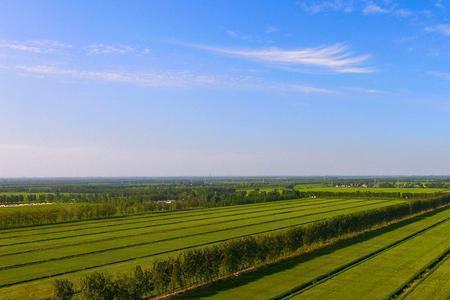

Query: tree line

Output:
[52, 195, 450, 300]
[0, 189, 303, 229]
[299, 190, 444, 199]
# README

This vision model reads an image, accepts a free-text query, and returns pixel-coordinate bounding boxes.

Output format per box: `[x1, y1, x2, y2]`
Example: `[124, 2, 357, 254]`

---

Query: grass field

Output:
[403, 254, 450, 300]
[293, 216, 450, 299]
[294, 185, 449, 194]
[0, 197, 404, 299]
[178, 207, 450, 300]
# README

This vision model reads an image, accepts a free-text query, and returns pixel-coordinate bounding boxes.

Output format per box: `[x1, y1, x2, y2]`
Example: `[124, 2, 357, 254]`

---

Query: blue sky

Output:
[1, 0, 450, 177]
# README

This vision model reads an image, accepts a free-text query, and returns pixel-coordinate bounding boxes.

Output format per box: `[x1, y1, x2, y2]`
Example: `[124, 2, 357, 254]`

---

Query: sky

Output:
[1, 0, 450, 177]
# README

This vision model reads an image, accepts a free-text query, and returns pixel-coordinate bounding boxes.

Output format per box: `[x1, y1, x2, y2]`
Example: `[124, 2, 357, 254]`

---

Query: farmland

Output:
[0, 177, 449, 300]
[294, 185, 449, 194]
[0, 196, 404, 299]
[178, 206, 450, 300]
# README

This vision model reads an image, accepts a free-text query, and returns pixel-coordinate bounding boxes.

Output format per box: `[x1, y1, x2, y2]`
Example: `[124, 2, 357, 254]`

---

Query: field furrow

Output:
[402, 254, 450, 300]
[0, 198, 364, 247]
[177, 207, 450, 300]
[291, 214, 450, 299]
[0, 199, 400, 290]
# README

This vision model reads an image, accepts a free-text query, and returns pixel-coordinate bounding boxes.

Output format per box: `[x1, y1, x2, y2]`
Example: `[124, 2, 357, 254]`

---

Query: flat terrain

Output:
[0, 197, 403, 299]
[178, 207, 450, 300]
[294, 185, 449, 194]
[403, 252, 450, 300]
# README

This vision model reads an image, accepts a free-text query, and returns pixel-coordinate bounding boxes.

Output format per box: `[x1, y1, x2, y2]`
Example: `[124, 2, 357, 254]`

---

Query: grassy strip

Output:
[173, 208, 450, 300]
[0, 220, 325, 289]
[271, 217, 450, 299]
[386, 247, 450, 299]
[168, 199, 450, 300]
[0, 200, 389, 271]
[0, 199, 374, 255]
[0, 198, 313, 234]
[0, 198, 312, 237]
[293, 215, 450, 299]
[402, 255, 450, 300]
[0, 198, 359, 246]
[0, 202, 395, 288]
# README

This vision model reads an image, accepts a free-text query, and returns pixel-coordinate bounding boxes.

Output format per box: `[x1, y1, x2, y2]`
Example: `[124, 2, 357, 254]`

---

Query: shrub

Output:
[79, 272, 116, 300]
[53, 279, 75, 300]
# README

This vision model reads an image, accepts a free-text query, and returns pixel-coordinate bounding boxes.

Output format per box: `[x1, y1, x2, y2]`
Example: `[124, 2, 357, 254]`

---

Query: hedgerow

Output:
[53, 195, 450, 299]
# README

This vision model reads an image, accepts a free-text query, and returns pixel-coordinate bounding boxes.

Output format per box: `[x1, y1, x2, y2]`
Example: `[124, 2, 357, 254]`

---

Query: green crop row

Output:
[294, 217, 450, 299]
[0, 199, 372, 257]
[0, 199, 396, 288]
[178, 205, 450, 299]
[404, 254, 450, 300]
[0, 198, 361, 244]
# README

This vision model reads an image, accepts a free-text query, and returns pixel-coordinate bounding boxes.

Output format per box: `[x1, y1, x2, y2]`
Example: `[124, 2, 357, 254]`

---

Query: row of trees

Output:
[0, 186, 302, 206]
[3, 185, 446, 229]
[0, 203, 117, 229]
[53, 195, 450, 299]
[149, 195, 450, 293]
[0, 189, 303, 229]
[53, 266, 153, 300]
[299, 190, 443, 199]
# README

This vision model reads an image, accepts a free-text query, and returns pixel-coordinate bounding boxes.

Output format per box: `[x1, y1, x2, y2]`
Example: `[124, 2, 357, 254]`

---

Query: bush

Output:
[79, 272, 116, 300]
[53, 279, 75, 300]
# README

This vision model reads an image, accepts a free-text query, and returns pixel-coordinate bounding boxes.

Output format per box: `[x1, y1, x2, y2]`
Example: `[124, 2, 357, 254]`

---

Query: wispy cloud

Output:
[265, 26, 279, 34]
[435, 0, 445, 9]
[225, 30, 272, 43]
[191, 43, 375, 74]
[85, 44, 150, 55]
[425, 24, 450, 36]
[299, 0, 354, 14]
[269, 83, 334, 94]
[2, 64, 333, 94]
[0, 39, 150, 56]
[345, 86, 388, 94]
[362, 4, 389, 15]
[8, 65, 228, 88]
[299, 1, 412, 17]
[0, 39, 71, 53]
[428, 71, 450, 80]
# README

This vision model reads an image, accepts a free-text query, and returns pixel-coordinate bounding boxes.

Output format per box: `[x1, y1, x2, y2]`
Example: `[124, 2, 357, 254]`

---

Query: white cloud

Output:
[299, 0, 354, 14]
[299, 1, 412, 17]
[192, 43, 375, 74]
[4, 64, 332, 94]
[85, 44, 150, 55]
[282, 84, 333, 94]
[363, 4, 389, 15]
[425, 24, 450, 36]
[345, 86, 388, 94]
[0, 39, 71, 53]
[225, 30, 271, 43]
[435, 0, 445, 9]
[428, 71, 450, 80]
[9, 65, 228, 88]
[265, 26, 279, 34]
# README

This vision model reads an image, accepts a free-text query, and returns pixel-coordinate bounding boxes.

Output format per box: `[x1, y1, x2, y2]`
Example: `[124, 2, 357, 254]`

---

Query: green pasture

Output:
[296, 214, 450, 299]
[177, 207, 450, 300]
[404, 255, 450, 300]
[0, 197, 403, 299]
[294, 185, 449, 194]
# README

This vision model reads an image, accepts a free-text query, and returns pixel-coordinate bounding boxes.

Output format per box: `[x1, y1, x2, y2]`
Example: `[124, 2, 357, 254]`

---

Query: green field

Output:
[294, 185, 449, 194]
[178, 207, 450, 300]
[240, 185, 449, 196]
[0, 197, 404, 299]
[403, 254, 450, 300]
